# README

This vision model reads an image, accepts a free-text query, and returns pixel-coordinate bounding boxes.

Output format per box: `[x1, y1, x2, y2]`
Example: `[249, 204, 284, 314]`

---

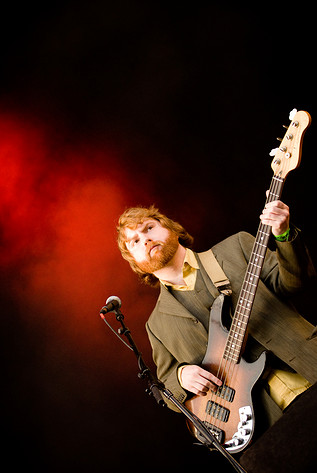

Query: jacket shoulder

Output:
[211, 231, 255, 264]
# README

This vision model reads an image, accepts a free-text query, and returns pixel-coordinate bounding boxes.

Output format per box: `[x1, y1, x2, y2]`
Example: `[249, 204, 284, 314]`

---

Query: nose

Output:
[144, 236, 152, 245]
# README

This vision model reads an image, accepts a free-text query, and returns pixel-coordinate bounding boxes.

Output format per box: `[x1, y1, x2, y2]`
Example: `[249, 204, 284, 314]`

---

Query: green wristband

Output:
[274, 228, 290, 242]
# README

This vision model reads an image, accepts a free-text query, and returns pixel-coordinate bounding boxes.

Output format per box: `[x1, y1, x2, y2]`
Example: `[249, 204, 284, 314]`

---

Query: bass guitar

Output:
[185, 109, 311, 453]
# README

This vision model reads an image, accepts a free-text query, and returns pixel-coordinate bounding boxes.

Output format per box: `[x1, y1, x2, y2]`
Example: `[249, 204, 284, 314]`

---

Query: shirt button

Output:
[193, 318, 199, 324]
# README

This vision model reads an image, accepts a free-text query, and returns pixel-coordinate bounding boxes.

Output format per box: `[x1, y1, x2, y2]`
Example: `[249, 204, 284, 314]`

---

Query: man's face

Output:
[124, 219, 179, 273]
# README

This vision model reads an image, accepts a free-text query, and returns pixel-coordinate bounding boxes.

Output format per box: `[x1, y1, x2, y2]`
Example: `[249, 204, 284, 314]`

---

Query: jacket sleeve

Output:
[145, 321, 188, 412]
[239, 226, 316, 297]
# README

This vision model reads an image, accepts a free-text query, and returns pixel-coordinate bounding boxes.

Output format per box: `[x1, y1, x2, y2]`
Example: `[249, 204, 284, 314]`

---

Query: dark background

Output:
[1, 3, 316, 472]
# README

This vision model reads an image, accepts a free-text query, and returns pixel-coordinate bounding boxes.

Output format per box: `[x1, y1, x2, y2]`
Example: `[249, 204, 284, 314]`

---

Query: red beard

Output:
[136, 232, 179, 274]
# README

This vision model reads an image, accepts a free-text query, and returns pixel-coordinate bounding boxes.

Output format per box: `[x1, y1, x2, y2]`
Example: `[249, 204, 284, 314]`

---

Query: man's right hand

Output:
[179, 364, 222, 396]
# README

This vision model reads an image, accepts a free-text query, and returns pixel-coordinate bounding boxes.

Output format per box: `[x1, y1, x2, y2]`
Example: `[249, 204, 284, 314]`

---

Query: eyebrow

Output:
[125, 221, 154, 244]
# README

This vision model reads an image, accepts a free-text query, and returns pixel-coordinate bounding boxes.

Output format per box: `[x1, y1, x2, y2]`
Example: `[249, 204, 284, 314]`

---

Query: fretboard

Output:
[223, 175, 285, 364]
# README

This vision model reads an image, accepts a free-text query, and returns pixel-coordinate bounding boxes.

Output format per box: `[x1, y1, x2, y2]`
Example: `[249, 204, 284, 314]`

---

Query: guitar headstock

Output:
[270, 109, 311, 178]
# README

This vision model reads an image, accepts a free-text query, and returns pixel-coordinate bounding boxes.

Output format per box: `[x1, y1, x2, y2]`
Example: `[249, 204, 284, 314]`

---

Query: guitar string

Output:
[203, 177, 275, 431]
[203, 176, 284, 441]
[211, 176, 284, 437]
[205, 220, 271, 435]
[204, 176, 278, 436]
[212, 177, 283, 432]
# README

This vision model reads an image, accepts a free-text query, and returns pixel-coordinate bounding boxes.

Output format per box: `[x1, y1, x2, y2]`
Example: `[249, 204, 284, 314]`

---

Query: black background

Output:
[1, 3, 316, 472]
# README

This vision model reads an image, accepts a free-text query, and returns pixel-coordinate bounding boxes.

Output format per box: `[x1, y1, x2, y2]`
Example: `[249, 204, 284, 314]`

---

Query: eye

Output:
[127, 238, 138, 250]
[129, 238, 139, 248]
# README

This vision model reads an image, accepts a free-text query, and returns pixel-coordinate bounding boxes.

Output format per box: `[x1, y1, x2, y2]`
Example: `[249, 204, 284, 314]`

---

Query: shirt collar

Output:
[183, 248, 199, 269]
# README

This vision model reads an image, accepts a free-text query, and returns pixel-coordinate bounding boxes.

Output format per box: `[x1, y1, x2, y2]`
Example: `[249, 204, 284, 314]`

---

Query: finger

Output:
[260, 214, 288, 228]
[264, 200, 289, 211]
[197, 367, 222, 386]
[190, 372, 221, 395]
[180, 365, 222, 395]
[192, 383, 209, 396]
[202, 373, 222, 387]
[261, 204, 289, 218]
[191, 379, 217, 396]
[261, 210, 288, 222]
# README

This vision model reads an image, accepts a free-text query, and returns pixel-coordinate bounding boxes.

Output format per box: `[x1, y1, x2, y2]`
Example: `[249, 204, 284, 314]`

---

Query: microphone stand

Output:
[101, 307, 247, 473]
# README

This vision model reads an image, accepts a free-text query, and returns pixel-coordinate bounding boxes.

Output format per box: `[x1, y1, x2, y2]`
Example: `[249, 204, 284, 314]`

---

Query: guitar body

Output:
[185, 294, 266, 453]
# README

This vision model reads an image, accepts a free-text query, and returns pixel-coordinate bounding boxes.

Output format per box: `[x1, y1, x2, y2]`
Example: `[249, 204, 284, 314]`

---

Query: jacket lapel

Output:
[157, 283, 196, 319]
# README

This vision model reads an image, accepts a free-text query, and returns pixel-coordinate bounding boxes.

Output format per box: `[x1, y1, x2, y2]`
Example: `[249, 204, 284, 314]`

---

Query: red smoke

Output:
[0, 113, 162, 470]
[0, 113, 156, 340]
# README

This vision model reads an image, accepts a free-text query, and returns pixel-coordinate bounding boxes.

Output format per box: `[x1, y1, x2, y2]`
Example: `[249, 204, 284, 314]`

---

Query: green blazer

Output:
[146, 230, 317, 411]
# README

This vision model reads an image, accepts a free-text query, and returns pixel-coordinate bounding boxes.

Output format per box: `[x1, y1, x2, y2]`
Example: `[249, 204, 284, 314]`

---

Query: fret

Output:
[272, 176, 284, 183]
[245, 277, 260, 287]
[250, 265, 261, 272]
[249, 262, 262, 270]
[258, 229, 270, 237]
[243, 274, 259, 293]
[245, 274, 259, 282]
[251, 253, 264, 260]
[249, 258, 263, 268]
[240, 288, 256, 298]
[224, 348, 241, 358]
[232, 319, 248, 329]
[226, 338, 244, 349]
[244, 280, 257, 288]
[257, 233, 268, 239]
[238, 299, 252, 308]
[227, 340, 241, 347]
[255, 241, 267, 249]
[230, 320, 246, 330]
[235, 310, 251, 319]
[224, 353, 239, 363]
[224, 350, 240, 359]
[254, 241, 268, 248]
[243, 277, 257, 285]
[230, 332, 244, 340]
[254, 247, 268, 254]
[226, 346, 243, 358]
[237, 306, 252, 315]
[239, 294, 252, 302]
[232, 315, 248, 323]
[224, 342, 242, 354]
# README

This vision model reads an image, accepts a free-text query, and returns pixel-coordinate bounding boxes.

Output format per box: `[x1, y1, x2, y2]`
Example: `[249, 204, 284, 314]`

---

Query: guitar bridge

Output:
[196, 421, 224, 445]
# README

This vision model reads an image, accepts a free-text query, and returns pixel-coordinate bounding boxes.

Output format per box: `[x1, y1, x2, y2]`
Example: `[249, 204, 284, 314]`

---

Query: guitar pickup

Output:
[206, 401, 230, 422]
[216, 384, 235, 402]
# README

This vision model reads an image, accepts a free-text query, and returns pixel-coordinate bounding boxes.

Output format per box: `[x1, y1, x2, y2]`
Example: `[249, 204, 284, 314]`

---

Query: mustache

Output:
[147, 242, 162, 256]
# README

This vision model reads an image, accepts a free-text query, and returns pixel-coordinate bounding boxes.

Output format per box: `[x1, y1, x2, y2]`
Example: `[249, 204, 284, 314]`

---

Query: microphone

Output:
[100, 296, 122, 315]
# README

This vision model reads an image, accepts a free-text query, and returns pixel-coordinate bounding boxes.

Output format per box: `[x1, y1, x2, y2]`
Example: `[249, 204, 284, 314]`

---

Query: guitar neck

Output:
[223, 175, 285, 364]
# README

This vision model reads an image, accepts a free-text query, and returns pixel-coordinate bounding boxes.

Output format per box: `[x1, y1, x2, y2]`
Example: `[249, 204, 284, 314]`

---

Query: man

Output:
[117, 201, 317, 432]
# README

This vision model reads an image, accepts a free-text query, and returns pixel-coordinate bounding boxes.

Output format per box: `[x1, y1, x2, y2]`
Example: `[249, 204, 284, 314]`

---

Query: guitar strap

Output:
[198, 249, 232, 296]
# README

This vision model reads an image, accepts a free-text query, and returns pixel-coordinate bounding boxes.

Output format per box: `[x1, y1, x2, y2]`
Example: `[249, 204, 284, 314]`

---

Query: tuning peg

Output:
[276, 137, 282, 142]
[289, 108, 297, 120]
[269, 148, 279, 156]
